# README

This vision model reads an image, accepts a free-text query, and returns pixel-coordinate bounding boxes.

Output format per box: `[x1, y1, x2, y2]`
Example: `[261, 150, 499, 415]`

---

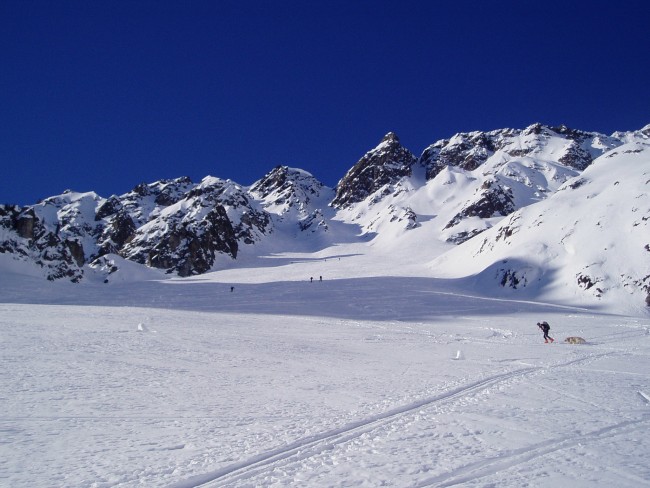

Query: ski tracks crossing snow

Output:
[167, 352, 616, 488]
[413, 415, 650, 487]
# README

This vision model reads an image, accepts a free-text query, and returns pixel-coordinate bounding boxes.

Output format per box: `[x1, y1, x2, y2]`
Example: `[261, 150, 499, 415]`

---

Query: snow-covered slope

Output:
[430, 141, 650, 313]
[1, 259, 649, 487]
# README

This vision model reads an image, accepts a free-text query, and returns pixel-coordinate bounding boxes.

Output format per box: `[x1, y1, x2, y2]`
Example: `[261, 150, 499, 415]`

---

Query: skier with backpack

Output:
[537, 321, 554, 343]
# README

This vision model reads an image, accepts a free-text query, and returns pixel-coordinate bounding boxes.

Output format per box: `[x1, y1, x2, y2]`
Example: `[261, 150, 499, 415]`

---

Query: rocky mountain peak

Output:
[381, 132, 399, 144]
[331, 133, 417, 208]
[419, 123, 626, 180]
[250, 166, 311, 199]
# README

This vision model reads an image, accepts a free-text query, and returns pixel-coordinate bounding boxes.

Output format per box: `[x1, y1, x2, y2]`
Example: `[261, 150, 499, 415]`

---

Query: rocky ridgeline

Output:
[1, 123, 648, 282]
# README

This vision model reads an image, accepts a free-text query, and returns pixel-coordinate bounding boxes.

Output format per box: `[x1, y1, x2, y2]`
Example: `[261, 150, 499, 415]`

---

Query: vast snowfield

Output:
[2, 245, 650, 487]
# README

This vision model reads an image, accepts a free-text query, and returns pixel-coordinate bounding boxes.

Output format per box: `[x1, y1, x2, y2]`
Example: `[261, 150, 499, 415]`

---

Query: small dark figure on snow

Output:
[537, 321, 554, 343]
[230, 286, 234, 292]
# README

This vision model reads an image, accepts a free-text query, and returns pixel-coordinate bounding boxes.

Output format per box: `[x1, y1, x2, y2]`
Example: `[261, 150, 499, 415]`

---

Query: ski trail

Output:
[419, 289, 594, 312]
[166, 353, 609, 488]
[414, 416, 650, 487]
[639, 391, 650, 404]
[165, 368, 537, 488]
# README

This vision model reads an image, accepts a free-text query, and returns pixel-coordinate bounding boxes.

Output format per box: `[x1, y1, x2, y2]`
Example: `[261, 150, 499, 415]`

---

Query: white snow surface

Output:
[2, 242, 650, 488]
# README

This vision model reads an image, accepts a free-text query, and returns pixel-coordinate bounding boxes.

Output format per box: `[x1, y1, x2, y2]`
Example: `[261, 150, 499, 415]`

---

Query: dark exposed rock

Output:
[2, 206, 85, 281]
[97, 211, 136, 256]
[558, 140, 593, 170]
[444, 179, 515, 230]
[236, 210, 272, 244]
[154, 177, 192, 206]
[299, 209, 328, 232]
[193, 178, 273, 244]
[421, 132, 497, 180]
[388, 206, 419, 229]
[132, 183, 150, 197]
[577, 273, 604, 297]
[445, 228, 485, 244]
[497, 268, 522, 288]
[16, 208, 37, 239]
[567, 178, 588, 190]
[332, 132, 417, 208]
[251, 166, 321, 203]
[95, 196, 122, 221]
[420, 123, 605, 181]
[122, 205, 238, 277]
[65, 239, 85, 267]
[89, 255, 120, 281]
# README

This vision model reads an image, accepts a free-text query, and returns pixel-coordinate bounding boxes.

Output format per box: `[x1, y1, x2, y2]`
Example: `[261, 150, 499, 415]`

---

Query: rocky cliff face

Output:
[121, 203, 238, 277]
[331, 132, 418, 208]
[420, 123, 620, 181]
[0, 204, 84, 281]
[250, 166, 335, 235]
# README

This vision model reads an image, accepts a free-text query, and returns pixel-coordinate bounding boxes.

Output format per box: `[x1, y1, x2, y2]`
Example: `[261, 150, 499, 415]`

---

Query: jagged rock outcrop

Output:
[121, 204, 238, 276]
[188, 177, 272, 245]
[251, 166, 334, 236]
[120, 177, 195, 227]
[419, 123, 620, 180]
[95, 195, 123, 221]
[0, 204, 84, 281]
[444, 178, 516, 242]
[97, 211, 137, 256]
[388, 205, 419, 230]
[251, 166, 316, 203]
[420, 130, 501, 180]
[332, 132, 418, 208]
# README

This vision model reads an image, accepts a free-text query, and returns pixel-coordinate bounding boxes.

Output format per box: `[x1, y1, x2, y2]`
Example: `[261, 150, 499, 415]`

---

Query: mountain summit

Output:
[331, 132, 418, 208]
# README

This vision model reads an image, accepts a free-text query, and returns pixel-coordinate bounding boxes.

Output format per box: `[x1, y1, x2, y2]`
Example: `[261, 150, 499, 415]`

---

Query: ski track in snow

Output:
[414, 416, 650, 488]
[168, 353, 623, 488]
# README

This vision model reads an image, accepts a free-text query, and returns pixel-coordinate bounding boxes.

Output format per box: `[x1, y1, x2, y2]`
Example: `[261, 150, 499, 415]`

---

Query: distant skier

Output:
[537, 321, 554, 343]
[310, 277, 313, 283]
[319, 275, 322, 282]
[230, 286, 234, 292]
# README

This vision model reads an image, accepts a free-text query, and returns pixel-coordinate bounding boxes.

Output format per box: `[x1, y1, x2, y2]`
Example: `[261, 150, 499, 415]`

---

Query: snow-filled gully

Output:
[168, 352, 618, 488]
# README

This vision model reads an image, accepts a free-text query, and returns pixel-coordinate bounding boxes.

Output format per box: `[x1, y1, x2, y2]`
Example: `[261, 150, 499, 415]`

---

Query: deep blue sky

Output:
[2, 0, 649, 205]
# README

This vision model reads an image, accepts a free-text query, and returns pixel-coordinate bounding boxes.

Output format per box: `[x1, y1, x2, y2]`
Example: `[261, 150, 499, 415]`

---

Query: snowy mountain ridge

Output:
[1, 122, 649, 312]
[429, 140, 650, 307]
